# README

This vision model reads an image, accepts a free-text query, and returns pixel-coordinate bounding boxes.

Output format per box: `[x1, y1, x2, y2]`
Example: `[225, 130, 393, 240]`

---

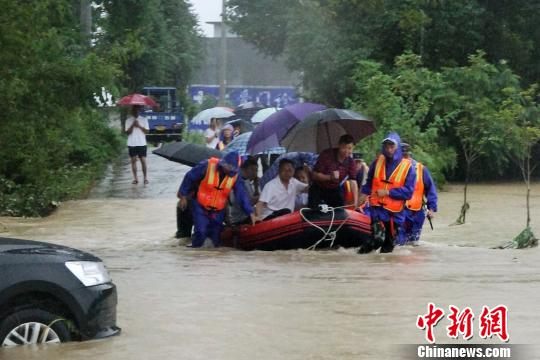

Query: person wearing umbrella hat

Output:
[396, 142, 438, 246]
[178, 151, 259, 247]
[357, 132, 416, 253]
[216, 124, 234, 151]
[308, 134, 359, 209]
[124, 105, 150, 185]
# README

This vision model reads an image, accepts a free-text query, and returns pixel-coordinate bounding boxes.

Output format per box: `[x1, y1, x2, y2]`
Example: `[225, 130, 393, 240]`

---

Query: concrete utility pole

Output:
[218, 0, 228, 105]
[80, 0, 92, 47]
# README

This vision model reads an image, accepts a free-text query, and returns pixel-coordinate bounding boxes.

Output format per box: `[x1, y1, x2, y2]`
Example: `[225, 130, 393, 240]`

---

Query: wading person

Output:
[124, 105, 150, 185]
[308, 134, 358, 208]
[256, 159, 309, 220]
[228, 157, 260, 225]
[396, 143, 438, 245]
[175, 195, 193, 244]
[357, 133, 416, 253]
[178, 152, 259, 248]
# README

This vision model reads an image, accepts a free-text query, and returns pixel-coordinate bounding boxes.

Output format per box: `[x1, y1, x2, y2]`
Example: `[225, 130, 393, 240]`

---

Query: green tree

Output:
[443, 52, 520, 224]
[346, 53, 457, 185]
[97, 0, 202, 93]
[227, 0, 540, 106]
[0, 0, 122, 216]
[497, 85, 540, 247]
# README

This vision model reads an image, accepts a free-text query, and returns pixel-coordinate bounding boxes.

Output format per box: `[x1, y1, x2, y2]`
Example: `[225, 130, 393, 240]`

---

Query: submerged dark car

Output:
[0, 237, 120, 347]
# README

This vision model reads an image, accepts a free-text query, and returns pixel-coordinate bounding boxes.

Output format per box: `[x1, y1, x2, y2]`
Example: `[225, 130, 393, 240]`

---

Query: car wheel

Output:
[0, 309, 71, 347]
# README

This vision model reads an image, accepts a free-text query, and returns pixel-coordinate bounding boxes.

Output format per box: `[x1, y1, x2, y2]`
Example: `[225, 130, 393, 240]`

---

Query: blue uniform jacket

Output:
[361, 132, 416, 223]
[179, 160, 254, 215]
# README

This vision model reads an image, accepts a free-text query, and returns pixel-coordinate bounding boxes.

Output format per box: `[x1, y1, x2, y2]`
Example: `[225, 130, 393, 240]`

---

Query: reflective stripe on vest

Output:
[369, 154, 412, 212]
[406, 162, 424, 211]
[197, 157, 238, 211]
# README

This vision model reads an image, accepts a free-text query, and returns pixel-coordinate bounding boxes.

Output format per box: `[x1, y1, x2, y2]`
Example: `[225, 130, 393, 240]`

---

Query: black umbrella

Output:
[234, 102, 265, 121]
[280, 108, 376, 152]
[153, 141, 222, 167]
[225, 118, 254, 133]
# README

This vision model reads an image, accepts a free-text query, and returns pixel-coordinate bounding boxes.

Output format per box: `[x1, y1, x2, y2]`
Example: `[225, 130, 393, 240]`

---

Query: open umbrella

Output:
[153, 142, 222, 167]
[234, 102, 265, 121]
[117, 93, 157, 107]
[251, 107, 279, 124]
[223, 132, 286, 156]
[247, 102, 326, 155]
[192, 107, 235, 125]
[280, 108, 376, 152]
[225, 118, 254, 133]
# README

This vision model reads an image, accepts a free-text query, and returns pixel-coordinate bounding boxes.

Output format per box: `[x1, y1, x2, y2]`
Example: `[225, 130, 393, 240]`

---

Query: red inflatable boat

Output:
[221, 208, 371, 251]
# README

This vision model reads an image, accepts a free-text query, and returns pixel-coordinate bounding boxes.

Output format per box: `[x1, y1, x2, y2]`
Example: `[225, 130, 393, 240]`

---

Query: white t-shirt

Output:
[204, 128, 219, 149]
[258, 176, 308, 219]
[125, 116, 149, 147]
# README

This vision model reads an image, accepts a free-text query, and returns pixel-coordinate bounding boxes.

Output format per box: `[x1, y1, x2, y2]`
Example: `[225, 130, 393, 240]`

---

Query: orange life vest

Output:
[369, 155, 412, 213]
[197, 157, 239, 211]
[406, 162, 424, 211]
[343, 180, 354, 205]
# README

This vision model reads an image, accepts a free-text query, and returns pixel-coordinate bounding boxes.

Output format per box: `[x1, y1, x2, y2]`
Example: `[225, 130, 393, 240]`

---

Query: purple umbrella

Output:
[246, 102, 326, 154]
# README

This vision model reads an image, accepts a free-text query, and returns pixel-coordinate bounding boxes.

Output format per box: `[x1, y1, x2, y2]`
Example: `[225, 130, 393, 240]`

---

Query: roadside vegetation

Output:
[0, 0, 201, 216]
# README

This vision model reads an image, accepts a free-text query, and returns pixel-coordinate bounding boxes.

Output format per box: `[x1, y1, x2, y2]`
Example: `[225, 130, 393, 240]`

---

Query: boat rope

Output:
[300, 205, 351, 250]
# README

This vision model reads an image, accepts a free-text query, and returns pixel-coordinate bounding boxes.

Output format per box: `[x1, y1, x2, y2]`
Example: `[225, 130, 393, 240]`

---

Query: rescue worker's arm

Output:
[388, 164, 417, 200]
[177, 161, 207, 209]
[358, 160, 377, 206]
[423, 167, 438, 218]
[233, 177, 259, 224]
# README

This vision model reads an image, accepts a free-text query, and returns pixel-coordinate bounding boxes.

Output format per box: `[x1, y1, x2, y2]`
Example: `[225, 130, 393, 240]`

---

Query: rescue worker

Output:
[178, 151, 259, 248]
[396, 143, 438, 245]
[357, 132, 416, 253]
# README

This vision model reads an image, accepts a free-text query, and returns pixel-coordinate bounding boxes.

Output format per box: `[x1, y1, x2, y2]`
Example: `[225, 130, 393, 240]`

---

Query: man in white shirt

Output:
[256, 159, 308, 220]
[124, 105, 150, 185]
[204, 118, 220, 149]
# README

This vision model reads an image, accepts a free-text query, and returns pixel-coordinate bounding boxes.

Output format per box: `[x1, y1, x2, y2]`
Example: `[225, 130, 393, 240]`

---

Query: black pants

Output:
[176, 200, 193, 238]
[308, 183, 344, 208]
[263, 208, 291, 221]
[358, 219, 398, 253]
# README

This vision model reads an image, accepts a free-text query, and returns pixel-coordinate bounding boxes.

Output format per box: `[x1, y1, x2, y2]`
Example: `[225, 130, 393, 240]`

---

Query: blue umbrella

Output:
[246, 103, 326, 155]
[224, 132, 286, 157]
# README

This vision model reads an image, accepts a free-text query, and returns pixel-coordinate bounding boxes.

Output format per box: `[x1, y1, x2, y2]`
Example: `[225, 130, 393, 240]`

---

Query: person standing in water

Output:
[357, 132, 416, 253]
[124, 105, 150, 185]
[396, 143, 438, 245]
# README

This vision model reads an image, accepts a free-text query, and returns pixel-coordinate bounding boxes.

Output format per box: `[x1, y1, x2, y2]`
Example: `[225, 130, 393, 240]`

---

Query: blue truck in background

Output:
[141, 87, 184, 144]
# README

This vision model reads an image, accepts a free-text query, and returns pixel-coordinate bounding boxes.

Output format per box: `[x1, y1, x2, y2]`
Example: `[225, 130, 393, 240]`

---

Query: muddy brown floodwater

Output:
[1, 150, 539, 359]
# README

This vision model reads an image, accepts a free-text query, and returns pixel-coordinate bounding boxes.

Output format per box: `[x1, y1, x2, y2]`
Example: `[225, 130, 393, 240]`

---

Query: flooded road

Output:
[1, 149, 539, 359]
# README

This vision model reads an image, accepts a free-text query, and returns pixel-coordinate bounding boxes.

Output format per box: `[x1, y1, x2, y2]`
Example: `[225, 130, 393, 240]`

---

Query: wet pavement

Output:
[0, 149, 539, 359]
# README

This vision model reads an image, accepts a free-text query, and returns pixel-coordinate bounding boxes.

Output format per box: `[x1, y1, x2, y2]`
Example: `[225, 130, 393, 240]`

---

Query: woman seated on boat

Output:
[256, 159, 309, 221]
